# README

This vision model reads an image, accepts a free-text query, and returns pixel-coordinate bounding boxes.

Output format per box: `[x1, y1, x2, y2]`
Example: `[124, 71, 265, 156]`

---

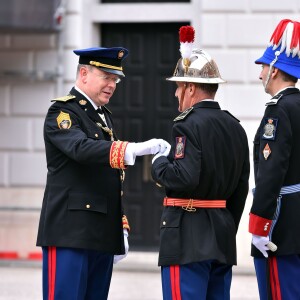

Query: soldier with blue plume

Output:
[249, 19, 300, 300]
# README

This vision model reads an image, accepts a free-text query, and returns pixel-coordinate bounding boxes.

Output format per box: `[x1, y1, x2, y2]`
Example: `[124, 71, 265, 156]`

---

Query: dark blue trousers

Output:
[42, 247, 113, 300]
[254, 255, 300, 300]
[161, 260, 232, 300]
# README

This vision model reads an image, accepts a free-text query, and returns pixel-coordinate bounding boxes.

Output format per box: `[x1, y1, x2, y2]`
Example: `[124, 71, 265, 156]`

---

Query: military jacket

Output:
[249, 87, 300, 257]
[152, 101, 250, 266]
[37, 87, 128, 255]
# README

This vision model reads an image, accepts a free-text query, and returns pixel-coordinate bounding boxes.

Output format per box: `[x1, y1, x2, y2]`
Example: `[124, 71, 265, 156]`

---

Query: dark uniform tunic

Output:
[152, 101, 250, 266]
[37, 87, 126, 255]
[249, 87, 300, 257]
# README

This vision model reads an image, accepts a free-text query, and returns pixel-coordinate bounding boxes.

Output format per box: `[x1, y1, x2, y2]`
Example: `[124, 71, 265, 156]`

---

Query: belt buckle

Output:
[182, 199, 196, 212]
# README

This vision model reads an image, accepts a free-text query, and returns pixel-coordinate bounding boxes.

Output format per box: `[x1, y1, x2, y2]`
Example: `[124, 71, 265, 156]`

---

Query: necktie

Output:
[97, 107, 108, 126]
[97, 107, 104, 115]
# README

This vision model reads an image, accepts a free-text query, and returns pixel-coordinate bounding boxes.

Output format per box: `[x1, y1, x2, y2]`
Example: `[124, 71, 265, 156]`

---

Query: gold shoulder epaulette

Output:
[51, 95, 76, 102]
[173, 107, 194, 122]
[103, 106, 112, 114]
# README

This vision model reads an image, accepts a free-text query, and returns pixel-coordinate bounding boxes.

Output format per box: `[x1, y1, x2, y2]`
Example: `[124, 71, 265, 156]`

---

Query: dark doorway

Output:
[102, 22, 186, 250]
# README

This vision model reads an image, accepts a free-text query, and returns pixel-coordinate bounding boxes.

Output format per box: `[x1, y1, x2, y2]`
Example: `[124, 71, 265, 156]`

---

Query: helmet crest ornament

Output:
[166, 25, 226, 84]
[179, 26, 195, 74]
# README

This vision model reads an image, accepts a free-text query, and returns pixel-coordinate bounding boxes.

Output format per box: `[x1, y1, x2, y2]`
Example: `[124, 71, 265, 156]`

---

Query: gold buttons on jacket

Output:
[162, 221, 166, 226]
[95, 134, 98, 138]
[86, 204, 90, 209]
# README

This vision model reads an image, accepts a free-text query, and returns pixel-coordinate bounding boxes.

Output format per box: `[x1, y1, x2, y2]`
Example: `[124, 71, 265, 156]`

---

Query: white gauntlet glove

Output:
[152, 140, 171, 163]
[252, 235, 270, 258]
[113, 229, 129, 264]
[134, 138, 167, 156]
[125, 139, 170, 165]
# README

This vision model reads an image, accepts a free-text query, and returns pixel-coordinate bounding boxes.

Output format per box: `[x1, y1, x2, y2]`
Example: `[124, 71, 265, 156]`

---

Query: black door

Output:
[102, 22, 185, 250]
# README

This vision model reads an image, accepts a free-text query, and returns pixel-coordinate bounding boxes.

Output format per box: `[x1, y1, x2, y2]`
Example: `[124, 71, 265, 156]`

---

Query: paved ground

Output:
[109, 269, 259, 300]
[0, 264, 259, 300]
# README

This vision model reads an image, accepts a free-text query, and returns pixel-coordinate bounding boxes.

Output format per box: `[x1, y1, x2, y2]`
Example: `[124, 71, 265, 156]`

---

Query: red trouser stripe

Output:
[170, 265, 182, 300]
[48, 246, 56, 300]
[269, 256, 282, 300]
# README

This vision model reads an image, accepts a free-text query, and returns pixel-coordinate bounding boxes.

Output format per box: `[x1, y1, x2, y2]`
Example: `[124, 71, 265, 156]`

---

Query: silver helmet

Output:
[167, 48, 226, 84]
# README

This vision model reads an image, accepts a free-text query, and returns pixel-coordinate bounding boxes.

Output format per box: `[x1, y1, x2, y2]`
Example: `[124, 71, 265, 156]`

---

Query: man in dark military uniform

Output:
[36, 47, 169, 300]
[151, 26, 250, 300]
[249, 19, 300, 300]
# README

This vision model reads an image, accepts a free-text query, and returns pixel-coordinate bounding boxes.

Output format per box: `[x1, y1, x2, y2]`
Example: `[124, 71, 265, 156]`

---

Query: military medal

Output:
[263, 143, 271, 160]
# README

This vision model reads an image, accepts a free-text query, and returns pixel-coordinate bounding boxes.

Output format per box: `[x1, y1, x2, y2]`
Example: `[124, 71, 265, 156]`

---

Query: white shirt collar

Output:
[74, 86, 98, 110]
[200, 99, 215, 102]
[266, 86, 295, 106]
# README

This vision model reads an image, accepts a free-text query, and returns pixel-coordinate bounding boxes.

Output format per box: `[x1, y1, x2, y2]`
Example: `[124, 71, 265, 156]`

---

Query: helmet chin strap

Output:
[264, 51, 280, 92]
[264, 66, 273, 91]
[179, 83, 187, 112]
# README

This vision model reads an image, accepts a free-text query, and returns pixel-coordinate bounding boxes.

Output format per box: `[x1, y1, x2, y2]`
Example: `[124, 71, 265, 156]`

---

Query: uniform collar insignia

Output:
[79, 99, 87, 105]
[266, 94, 283, 106]
[266, 87, 299, 106]
[173, 107, 194, 122]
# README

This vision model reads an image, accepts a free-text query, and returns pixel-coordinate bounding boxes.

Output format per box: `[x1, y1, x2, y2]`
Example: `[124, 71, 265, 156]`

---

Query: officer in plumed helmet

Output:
[151, 26, 250, 299]
[249, 19, 300, 300]
[36, 46, 170, 299]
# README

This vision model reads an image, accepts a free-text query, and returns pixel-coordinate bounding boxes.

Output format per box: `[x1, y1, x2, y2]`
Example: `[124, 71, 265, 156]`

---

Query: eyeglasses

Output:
[95, 74, 121, 84]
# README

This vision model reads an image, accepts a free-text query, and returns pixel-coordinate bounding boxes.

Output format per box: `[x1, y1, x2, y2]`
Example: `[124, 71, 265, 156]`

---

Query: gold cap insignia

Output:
[79, 99, 87, 105]
[118, 50, 124, 59]
[57, 111, 72, 129]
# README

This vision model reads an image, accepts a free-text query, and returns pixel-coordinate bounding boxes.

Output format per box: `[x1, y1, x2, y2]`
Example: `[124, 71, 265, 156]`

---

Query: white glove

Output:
[152, 141, 171, 163]
[113, 229, 129, 264]
[252, 234, 270, 258]
[134, 139, 168, 156]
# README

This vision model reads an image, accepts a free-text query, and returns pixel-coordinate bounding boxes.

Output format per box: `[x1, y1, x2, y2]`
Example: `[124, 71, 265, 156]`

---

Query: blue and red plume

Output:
[269, 19, 300, 58]
[255, 19, 300, 79]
